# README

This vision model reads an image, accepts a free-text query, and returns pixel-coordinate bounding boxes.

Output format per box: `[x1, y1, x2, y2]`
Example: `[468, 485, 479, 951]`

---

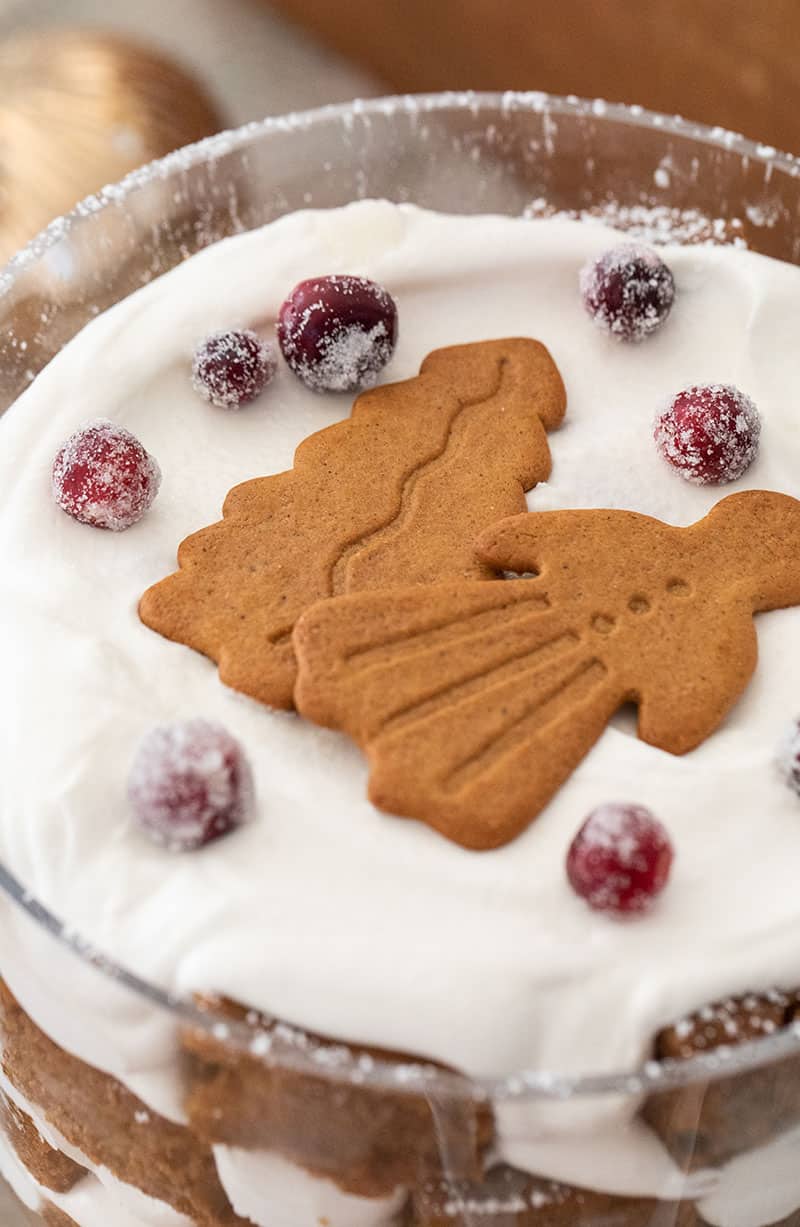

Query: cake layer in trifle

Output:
[4, 976, 800, 1227]
[3, 200, 800, 1226]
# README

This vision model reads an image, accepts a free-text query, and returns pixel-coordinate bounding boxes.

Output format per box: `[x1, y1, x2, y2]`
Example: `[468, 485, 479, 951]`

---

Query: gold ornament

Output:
[0, 29, 223, 261]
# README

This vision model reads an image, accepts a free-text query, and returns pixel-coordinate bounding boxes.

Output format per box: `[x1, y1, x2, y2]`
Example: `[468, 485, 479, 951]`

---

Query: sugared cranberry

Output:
[52, 419, 161, 531]
[655, 384, 760, 485]
[192, 329, 276, 409]
[566, 803, 674, 915]
[779, 718, 800, 795]
[277, 274, 398, 393]
[128, 719, 255, 851]
[580, 244, 675, 341]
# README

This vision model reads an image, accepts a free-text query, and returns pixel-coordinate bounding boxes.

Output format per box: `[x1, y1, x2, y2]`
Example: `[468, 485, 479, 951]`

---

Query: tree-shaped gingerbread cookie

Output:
[293, 491, 800, 849]
[139, 339, 565, 707]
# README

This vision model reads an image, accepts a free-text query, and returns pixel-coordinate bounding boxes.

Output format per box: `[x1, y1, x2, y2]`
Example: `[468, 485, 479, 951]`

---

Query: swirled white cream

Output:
[3, 202, 800, 1219]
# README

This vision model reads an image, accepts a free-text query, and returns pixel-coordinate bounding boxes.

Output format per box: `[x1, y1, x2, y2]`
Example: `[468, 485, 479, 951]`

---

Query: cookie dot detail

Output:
[579, 243, 675, 341]
[591, 613, 616, 635]
[566, 802, 674, 915]
[128, 719, 255, 851]
[52, 419, 161, 531]
[277, 274, 398, 393]
[192, 329, 276, 408]
[655, 384, 761, 485]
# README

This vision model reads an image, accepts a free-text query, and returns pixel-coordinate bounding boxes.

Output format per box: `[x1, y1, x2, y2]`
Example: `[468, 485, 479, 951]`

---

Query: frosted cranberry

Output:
[779, 718, 800, 795]
[277, 274, 398, 392]
[192, 329, 276, 408]
[128, 720, 255, 851]
[580, 244, 675, 341]
[566, 803, 674, 915]
[52, 419, 161, 531]
[655, 384, 760, 485]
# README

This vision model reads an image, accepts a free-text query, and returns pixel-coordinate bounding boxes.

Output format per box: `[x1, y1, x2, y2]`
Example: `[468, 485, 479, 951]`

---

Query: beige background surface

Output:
[0, 6, 370, 1221]
[0, 0, 379, 125]
[271, 0, 800, 153]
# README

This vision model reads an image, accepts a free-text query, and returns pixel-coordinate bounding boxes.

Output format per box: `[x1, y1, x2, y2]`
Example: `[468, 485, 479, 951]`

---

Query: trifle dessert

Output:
[2, 177, 800, 1227]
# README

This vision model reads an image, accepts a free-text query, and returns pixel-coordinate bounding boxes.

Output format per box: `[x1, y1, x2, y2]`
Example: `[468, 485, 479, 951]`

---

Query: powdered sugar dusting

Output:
[277, 274, 397, 393]
[525, 198, 749, 248]
[302, 316, 390, 393]
[421, 1171, 578, 1220]
[663, 991, 793, 1060]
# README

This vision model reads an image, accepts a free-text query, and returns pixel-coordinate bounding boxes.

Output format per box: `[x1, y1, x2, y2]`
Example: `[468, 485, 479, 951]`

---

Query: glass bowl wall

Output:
[3, 93, 800, 1227]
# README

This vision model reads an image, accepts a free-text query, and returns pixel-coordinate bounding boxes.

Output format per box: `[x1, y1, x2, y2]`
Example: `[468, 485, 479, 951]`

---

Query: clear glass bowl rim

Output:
[3, 88, 800, 1104]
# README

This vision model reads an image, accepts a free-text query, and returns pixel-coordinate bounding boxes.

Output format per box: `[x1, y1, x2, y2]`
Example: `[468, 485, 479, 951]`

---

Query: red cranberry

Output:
[277, 274, 398, 392]
[192, 329, 276, 409]
[655, 384, 760, 485]
[566, 803, 674, 915]
[52, 419, 161, 531]
[580, 244, 675, 341]
[128, 720, 255, 851]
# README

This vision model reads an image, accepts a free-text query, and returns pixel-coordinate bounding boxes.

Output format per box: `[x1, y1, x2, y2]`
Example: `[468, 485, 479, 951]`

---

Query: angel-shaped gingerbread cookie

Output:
[140, 338, 565, 708]
[293, 491, 800, 850]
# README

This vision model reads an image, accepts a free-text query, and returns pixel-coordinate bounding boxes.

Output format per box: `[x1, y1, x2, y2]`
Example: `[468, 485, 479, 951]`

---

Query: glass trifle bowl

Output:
[2, 92, 800, 1227]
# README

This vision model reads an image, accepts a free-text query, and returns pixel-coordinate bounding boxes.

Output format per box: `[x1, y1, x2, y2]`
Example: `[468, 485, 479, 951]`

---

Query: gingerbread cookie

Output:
[293, 490, 800, 849]
[139, 338, 565, 708]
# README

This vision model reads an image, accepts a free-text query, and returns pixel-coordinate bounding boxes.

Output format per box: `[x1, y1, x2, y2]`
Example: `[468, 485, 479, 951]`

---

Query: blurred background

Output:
[0, 0, 795, 260]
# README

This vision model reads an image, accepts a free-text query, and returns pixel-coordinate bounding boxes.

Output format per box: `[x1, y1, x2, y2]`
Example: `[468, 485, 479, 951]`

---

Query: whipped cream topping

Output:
[3, 203, 800, 1208]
